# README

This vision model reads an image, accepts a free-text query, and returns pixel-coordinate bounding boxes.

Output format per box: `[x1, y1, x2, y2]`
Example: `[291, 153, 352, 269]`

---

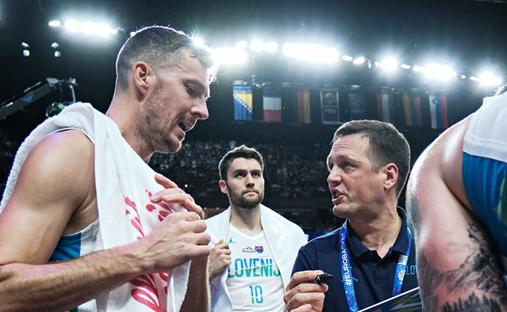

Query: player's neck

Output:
[230, 204, 262, 236]
[348, 207, 402, 258]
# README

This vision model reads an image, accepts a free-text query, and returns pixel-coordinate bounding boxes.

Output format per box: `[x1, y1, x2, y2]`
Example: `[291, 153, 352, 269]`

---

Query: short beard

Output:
[228, 188, 264, 210]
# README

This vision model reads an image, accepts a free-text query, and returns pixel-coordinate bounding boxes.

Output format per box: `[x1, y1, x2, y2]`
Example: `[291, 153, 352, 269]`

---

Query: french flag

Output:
[263, 86, 282, 123]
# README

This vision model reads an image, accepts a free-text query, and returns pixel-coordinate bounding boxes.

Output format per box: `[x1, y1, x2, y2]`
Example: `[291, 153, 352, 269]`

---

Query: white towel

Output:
[0, 102, 190, 312]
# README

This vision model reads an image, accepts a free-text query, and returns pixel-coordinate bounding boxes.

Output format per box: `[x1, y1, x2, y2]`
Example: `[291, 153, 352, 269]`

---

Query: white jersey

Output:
[226, 224, 285, 312]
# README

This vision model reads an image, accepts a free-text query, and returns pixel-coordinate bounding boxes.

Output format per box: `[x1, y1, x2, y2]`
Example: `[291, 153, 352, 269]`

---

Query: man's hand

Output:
[131, 174, 211, 272]
[208, 239, 231, 281]
[151, 173, 205, 218]
[284, 270, 328, 312]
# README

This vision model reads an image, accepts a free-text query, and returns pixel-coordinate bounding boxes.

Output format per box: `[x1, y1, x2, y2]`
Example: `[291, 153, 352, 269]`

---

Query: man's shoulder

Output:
[302, 228, 340, 250]
[261, 204, 304, 233]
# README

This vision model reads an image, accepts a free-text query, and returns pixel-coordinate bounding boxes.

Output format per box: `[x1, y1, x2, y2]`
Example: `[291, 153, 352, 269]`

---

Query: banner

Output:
[233, 83, 253, 121]
[429, 95, 448, 129]
[402, 93, 423, 127]
[296, 87, 311, 124]
[375, 92, 393, 123]
[320, 88, 340, 125]
[263, 86, 282, 122]
[348, 92, 369, 120]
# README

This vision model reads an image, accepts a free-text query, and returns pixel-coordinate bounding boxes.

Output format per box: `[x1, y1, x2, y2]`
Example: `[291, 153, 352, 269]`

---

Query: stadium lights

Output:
[422, 63, 456, 82]
[49, 18, 120, 39]
[377, 56, 399, 72]
[342, 54, 353, 62]
[400, 64, 411, 70]
[48, 20, 62, 28]
[412, 65, 423, 73]
[353, 56, 366, 65]
[477, 71, 503, 87]
[249, 39, 278, 53]
[212, 47, 248, 65]
[282, 43, 339, 64]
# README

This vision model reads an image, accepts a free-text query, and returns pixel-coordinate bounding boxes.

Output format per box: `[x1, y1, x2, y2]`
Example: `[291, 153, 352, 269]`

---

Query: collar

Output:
[345, 207, 410, 258]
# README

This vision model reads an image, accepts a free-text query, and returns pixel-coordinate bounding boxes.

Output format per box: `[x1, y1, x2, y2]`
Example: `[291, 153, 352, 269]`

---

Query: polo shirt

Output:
[292, 208, 418, 312]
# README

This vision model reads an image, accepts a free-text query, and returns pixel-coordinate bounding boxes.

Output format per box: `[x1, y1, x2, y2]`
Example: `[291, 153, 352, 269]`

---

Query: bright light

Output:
[50, 42, 59, 49]
[400, 64, 411, 70]
[22, 49, 30, 57]
[264, 41, 278, 53]
[249, 39, 278, 53]
[283, 43, 339, 64]
[412, 65, 423, 73]
[250, 38, 264, 51]
[378, 57, 399, 72]
[57, 19, 119, 38]
[353, 56, 366, 65]
[192, 35, 205, 47]
[212, 47, 248, 65]
[49, 20, 61, 28]
[342, 55, 353, 62]
[422, 63, 456, 82]
[460, 74, 467, 79]
[469, 76, 479, 82]
[21, 42, 30, 48]
[477, 72, 503, 87]
[235, 41, 248, 49]
[54, 51, 61, 58]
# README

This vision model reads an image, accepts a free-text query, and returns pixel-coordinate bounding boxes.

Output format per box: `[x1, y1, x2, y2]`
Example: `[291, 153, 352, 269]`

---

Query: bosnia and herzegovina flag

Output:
[233, 83, 253, 121]
[429, 95, 448, 129]
[262, 86, 282, 122]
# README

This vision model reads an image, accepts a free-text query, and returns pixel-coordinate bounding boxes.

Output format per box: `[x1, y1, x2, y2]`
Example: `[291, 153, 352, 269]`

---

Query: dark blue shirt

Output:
[292, 209, 418, 312]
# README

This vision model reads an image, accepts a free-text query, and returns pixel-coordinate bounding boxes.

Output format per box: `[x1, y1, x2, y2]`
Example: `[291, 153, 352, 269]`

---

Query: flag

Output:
[348, 92, 369, 120]
[233, 83, 253, 121]
[320, 88, 340, 125]
[375, 92, 393, 123]
[296, 87, 311, 124]
[402, 93, 423, 127]
[429, 95, 448, 129]
[262, 86, 282, 122]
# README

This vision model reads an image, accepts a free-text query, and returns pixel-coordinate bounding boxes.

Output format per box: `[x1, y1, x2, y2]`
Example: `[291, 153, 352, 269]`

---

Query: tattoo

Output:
[442, 293, 502, 312]
[418, 222, 507, 311]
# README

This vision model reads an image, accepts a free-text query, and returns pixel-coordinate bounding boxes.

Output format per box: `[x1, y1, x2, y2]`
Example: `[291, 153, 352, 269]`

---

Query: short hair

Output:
[332, 120, 411, 196]
[218, 145, 264, 180]
[115, 26, 215, 90]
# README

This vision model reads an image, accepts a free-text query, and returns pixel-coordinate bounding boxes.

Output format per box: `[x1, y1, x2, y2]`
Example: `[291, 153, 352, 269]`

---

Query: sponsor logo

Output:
[255, 245, 264, 254]
[242, 246, 256, 253]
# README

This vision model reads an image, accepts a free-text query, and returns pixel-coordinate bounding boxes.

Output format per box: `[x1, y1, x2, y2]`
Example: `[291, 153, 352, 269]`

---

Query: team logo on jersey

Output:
[255, 245, 264, 253]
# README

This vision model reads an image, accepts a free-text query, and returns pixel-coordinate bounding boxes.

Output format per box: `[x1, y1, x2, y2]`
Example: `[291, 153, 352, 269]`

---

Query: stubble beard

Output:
[138, 90, 180, 154]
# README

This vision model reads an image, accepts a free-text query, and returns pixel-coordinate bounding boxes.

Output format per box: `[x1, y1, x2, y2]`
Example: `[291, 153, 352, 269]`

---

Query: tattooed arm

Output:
[406, 117, 507, 311]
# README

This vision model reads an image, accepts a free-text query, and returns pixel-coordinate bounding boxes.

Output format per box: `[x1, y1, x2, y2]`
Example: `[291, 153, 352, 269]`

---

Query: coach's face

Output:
[327, 133, 387, 219]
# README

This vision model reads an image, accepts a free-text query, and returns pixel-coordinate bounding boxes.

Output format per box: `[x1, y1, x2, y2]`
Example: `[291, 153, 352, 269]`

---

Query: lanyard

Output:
[338, 222, 412, 312]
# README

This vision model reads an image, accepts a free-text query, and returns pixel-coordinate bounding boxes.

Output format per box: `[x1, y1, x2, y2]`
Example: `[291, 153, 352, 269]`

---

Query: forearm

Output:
[0, 245, 145, 312]
[181, 257, 210, 312]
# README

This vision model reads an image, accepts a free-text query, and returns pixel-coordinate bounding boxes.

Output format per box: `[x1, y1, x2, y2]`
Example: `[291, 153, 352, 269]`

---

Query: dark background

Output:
[1, 0, 506, 232]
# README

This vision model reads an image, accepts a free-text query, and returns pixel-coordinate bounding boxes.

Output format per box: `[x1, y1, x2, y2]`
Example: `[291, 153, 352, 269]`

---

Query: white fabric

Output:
[206, 204, 307, 312]
[0, 102, 190, 312]
[226, 224, 285, 312]
[463, 91, 507, 162]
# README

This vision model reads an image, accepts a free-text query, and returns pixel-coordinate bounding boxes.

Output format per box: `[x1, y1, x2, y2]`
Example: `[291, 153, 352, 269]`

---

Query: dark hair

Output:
[218, 145, 264, 180]
[115, 26, 215, 90]
[332, 120, 411, 196]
